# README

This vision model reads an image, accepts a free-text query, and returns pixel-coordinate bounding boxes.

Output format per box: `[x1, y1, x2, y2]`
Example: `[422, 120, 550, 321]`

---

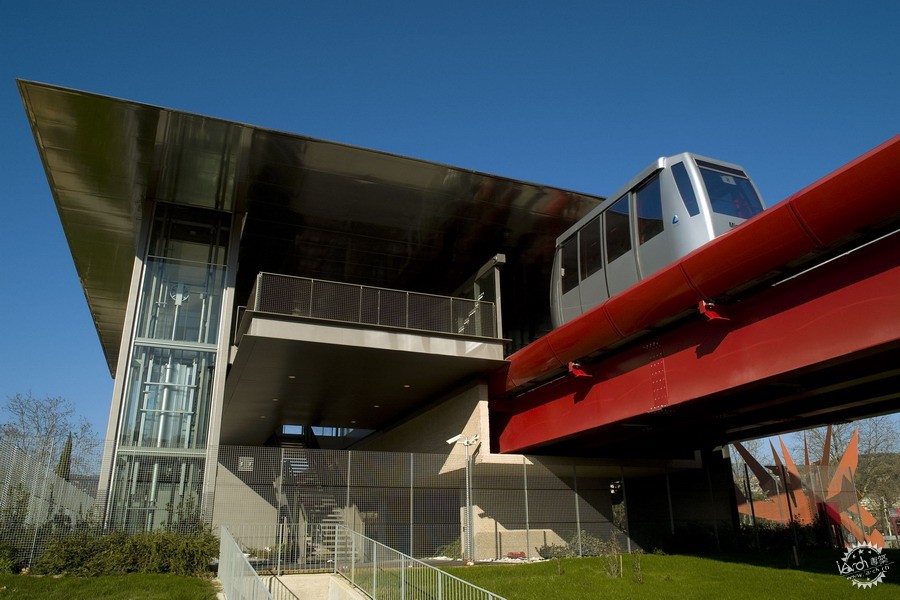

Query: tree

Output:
[1, 392, 100, 475]
[55, 433, 73, 480]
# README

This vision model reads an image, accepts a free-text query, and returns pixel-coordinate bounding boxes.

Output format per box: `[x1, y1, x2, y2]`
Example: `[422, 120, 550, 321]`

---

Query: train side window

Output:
[579, 215, 603, 280]
[636, 174, 664, 244]
[605, 196, 632, 262]
[561, 235, 579, 294]
[671, 162, 700, 216]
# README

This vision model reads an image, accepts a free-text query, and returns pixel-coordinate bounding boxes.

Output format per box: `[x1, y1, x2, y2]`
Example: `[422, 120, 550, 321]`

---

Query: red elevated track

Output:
[491, 136, 900, 456]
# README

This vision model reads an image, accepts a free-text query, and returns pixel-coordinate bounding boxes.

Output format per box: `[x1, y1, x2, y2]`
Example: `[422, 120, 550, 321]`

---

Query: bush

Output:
[536, 531, 623, 560]
[738, 517, 834, 553]
[436, 539, 462, 559]
[32, 529, 218, 577]
[0, 544, 16, 574]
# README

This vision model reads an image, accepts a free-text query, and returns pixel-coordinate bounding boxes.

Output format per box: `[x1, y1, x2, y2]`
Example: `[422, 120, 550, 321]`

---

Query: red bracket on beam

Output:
[568, 361, 591, 378]
[698, 300, 729, 321]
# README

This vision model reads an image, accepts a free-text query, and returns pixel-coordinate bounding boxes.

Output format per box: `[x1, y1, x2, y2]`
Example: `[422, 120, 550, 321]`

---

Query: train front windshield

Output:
[698, 164, 764, 219]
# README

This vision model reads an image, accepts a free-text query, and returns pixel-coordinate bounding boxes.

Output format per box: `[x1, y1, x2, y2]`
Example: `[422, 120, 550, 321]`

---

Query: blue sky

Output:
[1, 2, 898, 436]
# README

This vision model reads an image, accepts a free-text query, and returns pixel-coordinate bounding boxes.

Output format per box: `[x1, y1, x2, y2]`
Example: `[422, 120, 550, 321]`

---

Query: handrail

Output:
[333, 524, 507, 600]
[219, 526, 274, 600]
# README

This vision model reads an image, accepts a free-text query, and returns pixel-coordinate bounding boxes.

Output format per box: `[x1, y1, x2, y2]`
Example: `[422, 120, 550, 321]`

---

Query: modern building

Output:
[20, 80, 737, 554]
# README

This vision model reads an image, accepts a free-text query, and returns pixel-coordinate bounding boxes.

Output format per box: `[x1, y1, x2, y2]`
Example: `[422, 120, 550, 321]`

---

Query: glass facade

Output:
[108, 204, 231, 531]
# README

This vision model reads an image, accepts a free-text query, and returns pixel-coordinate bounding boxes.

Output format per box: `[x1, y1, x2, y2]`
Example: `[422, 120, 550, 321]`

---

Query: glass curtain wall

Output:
[108, 204, 230, 532]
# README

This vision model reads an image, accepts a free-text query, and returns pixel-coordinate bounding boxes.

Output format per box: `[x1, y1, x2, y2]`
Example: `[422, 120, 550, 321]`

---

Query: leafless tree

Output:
[0, 392, 100, 475]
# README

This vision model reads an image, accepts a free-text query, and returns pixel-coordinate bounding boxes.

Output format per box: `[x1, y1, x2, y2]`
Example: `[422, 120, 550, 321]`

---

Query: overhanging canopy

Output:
[20, 80, 601, 375]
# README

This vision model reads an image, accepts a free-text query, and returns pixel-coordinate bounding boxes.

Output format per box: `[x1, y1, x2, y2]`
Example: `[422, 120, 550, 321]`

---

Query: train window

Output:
[635, 174, 664, 244]
[699, 166, 764, 219]
[561, 235, 579, 294]
[579, 215, 603, 280]
[671, 162, 700, 216]
[605, 196, 632, 262]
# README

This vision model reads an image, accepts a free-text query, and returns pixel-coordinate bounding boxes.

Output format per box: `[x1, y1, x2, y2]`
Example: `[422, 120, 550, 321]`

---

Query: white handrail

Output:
[219, 526, 274, 600]
[332, 524, 507, 600]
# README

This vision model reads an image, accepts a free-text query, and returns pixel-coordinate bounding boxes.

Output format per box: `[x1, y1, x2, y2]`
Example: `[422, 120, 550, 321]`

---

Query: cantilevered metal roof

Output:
[20, 81, 602, 375]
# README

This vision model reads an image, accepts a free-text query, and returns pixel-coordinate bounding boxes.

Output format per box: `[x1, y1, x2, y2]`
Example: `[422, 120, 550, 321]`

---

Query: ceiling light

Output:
[288, 375, 296, 380]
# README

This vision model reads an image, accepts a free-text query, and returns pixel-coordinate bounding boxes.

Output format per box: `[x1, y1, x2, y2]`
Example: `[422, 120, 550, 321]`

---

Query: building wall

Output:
[624, 448, 739, 552]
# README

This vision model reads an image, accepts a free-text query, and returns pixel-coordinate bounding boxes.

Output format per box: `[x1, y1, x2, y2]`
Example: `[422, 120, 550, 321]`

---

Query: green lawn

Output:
[0, 573, 217, 600]
[445, 550, 900, 600]
[4, 550, 897, 600]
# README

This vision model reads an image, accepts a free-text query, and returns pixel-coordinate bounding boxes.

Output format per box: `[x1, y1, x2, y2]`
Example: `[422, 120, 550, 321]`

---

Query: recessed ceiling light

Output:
[272, 398, 279, 402]
[403, 384, 411, 388]
[373, 405, 380, 408]
[288, 375, 296, 380]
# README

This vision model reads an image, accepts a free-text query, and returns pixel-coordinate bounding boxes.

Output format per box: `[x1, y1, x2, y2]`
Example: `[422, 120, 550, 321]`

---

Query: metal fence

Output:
[731, 449, 893, 549]
[0, 438, 102, 567]
[214, 446, 627, 565]
[245, 273, 498, 339]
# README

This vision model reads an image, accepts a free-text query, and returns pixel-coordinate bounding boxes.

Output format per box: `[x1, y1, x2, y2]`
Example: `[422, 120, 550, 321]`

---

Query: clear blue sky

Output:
[1, 2, 898, 436]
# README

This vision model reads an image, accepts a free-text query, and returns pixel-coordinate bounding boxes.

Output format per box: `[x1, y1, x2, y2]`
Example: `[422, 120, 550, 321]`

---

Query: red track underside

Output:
[494, 229, 900, 454]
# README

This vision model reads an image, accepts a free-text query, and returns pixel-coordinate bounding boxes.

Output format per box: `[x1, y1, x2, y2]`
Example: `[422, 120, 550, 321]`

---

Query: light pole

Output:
[447, 433, 479, 563]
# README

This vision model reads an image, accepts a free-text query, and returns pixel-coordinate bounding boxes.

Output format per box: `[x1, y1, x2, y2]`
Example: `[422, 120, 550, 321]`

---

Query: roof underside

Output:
[20, 81, 601, 375]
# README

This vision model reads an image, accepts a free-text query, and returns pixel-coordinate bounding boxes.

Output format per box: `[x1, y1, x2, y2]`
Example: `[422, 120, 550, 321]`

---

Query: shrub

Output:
[32, 529, 218, 577]
[436, 539, 462, 559]
[0, 544, 16, 574]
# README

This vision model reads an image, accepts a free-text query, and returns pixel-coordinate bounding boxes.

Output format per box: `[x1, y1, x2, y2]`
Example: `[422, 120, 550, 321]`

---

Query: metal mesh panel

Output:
[452, 298, 497, 338]
[407, 293, 452, 334]
[310, 280, 362, 322]
[255, 273, 312, 315]
[360, 287, 407, 329]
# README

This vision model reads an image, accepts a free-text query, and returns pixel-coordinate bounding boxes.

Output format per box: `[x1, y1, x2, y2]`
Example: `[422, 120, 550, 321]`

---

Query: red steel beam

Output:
[494, 226, 900, 454]
[496, 135, 900, 393]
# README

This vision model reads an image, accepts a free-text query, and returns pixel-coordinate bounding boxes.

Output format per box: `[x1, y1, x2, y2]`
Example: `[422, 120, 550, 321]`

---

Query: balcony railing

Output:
[245, 273, 499, 339]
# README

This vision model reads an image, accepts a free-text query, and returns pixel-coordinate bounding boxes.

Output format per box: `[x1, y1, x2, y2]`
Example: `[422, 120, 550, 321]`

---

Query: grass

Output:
[445, 549, 900, 600]
[0, 573, 218, 600]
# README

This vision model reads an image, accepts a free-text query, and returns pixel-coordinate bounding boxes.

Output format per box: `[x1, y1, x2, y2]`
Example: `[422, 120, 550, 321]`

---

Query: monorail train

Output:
[551, 153, 765, 327]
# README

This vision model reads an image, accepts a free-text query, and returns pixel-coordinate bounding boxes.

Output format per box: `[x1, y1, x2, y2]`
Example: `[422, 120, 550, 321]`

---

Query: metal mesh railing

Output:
[247, 273, 498, 339]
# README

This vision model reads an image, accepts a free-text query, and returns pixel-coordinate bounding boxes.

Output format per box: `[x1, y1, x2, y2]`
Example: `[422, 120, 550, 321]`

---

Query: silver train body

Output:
[551, 153, 765, 327]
